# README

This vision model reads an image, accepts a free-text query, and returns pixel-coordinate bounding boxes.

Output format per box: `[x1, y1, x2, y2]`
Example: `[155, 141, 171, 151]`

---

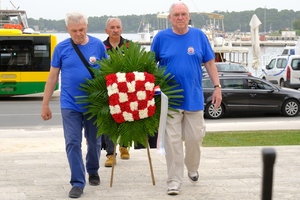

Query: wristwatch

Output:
[214, 84, 221, 88]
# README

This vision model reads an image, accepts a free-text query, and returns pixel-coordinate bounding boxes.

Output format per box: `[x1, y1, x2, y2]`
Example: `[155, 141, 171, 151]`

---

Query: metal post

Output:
[261, 148, 276, 200]
[264, 6, 267, 34]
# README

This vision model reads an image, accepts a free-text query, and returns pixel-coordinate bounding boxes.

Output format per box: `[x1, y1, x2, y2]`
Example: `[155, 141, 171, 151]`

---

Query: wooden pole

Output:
[146, 138, 155, 185]
[110, 144, 117, 187]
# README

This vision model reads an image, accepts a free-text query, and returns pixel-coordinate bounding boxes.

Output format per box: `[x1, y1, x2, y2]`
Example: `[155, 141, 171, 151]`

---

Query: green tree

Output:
[294, 19, 300, 30]
[25, 9, 300, 35]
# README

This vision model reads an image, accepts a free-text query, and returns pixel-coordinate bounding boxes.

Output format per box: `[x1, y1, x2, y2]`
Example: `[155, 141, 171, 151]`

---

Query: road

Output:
[1, 92, 300, 131]
[0, 94, 61, 129]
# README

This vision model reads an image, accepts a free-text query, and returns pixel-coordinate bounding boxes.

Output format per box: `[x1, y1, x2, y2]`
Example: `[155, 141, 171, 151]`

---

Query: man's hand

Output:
[41, 106, 52, 121]
[211, 87, 222, 109]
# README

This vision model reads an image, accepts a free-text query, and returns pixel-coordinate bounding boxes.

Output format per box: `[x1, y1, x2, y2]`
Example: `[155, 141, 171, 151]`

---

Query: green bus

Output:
[0, 10, 58, 96]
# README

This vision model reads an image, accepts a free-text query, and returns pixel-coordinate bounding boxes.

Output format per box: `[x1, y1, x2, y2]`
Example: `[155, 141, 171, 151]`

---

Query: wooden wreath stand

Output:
[109, 138, 156, 187]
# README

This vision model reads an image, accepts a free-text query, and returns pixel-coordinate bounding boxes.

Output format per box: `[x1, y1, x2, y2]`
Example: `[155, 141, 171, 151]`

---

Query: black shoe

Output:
[69, 186, 83, 198]
[89, 173, 100, 186]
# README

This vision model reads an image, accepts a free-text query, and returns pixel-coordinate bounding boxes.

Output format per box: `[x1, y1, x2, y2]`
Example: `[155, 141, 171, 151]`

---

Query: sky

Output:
[1, 0, 300, 20]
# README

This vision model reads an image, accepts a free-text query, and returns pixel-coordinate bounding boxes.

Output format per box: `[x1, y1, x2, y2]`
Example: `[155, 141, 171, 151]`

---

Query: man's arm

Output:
[204, 59, 222, 109]
[41, 67, 60, 120]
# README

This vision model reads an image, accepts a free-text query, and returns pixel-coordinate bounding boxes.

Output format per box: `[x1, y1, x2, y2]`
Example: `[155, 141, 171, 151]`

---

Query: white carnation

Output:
[116, 72, 126, 82]
[134, 71, 145, 81]
[127, 81, 136, 93]
[107, 83, 119, 96]
[109, 105, 121, 114]
[145, 82, 154, 90]
[130, 101, 138, 111]
[137, 91, 146, 100]
[123, 112, 134, 121]
[139, 108, 148, 119]
[147, 98, 155, 106]
[119, 92, 128, 103]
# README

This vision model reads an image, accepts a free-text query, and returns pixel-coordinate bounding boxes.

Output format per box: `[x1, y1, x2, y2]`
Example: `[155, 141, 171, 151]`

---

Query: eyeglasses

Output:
[171, 13, 189, 18]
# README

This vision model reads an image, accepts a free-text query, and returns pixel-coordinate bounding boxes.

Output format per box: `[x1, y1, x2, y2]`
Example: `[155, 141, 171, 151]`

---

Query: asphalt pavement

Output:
[0, 90, 299, 199]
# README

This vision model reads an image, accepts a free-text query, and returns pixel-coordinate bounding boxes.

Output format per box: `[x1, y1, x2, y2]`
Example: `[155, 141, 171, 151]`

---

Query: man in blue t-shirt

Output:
[41, 12, 107, 198]
[151, 2, 222, 196]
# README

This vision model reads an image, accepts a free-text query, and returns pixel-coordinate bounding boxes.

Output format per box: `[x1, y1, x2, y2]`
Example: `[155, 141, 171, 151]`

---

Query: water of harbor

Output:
[54, 32, 290, 77]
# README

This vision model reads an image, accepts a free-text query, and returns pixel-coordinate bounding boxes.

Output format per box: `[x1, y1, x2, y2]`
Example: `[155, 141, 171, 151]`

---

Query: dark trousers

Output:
[61, 108, 101, 189]
[134, 133, 158, 149]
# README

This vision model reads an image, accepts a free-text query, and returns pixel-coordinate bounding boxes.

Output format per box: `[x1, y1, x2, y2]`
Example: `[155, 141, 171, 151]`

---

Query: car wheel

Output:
[282, 99, 300, 117]
[205, 102, 224, 119]
[280, 79, 284, 87]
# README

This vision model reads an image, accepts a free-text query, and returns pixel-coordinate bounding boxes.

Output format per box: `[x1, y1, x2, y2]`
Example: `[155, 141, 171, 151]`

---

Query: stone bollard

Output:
[261, 148, 276, 200]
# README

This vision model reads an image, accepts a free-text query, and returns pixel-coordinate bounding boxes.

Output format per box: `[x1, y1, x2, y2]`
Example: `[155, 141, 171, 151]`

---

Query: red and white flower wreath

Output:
[106, 71, 156, 123]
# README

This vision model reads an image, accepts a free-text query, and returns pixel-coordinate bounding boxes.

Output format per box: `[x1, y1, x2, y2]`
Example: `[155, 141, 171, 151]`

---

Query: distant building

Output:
[281, 31, 296, 37]
[265, 31, 298, 41]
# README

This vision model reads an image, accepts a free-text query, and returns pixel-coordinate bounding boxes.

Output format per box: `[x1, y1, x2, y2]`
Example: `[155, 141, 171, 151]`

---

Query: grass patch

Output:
[202, 130, 300, 147]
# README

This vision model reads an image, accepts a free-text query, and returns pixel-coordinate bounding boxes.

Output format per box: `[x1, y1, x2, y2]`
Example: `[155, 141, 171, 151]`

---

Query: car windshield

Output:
[216, 63, 248, 72]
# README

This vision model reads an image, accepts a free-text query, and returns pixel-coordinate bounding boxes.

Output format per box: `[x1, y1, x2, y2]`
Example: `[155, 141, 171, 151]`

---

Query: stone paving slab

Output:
[0, 129, 300, 200]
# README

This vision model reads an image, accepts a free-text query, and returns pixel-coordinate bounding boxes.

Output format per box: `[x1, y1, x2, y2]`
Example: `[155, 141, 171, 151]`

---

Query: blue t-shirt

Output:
[51, 35, 107, 112]
[150, 27, 215, 111]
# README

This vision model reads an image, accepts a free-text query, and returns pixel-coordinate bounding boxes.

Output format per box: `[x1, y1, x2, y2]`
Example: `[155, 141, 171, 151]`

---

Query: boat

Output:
[196, 12, 250, 66]
[137, 12, 226, 47]
[213, 45, 249, 66]
[136, 14, 160, 45]
[0, 9, 58, 96]
[197, 12, 226, 47]
[137, 23, 156, 45]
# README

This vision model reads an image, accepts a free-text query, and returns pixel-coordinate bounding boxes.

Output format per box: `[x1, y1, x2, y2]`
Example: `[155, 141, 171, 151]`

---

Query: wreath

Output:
[77, 41, 183, 148]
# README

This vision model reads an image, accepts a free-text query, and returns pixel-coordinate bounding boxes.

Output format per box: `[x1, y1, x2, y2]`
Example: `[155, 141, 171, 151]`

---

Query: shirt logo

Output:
[187, 46, 195, 55]
[89, 56, 97, 65]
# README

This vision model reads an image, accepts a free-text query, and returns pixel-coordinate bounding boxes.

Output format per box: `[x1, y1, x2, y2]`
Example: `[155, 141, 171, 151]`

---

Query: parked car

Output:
[202, 62, 250, 74]
[203, 73, 300, 119]
[261, 55, 300, 89]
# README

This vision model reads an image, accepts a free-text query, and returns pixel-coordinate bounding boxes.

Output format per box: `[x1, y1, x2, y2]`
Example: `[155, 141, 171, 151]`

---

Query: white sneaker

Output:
[167, 181, 180, 195]
[188, 171, 199, 183]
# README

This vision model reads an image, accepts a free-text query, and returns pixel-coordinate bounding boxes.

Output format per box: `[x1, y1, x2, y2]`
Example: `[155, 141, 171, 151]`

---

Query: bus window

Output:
[0, 37, 51, 72]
